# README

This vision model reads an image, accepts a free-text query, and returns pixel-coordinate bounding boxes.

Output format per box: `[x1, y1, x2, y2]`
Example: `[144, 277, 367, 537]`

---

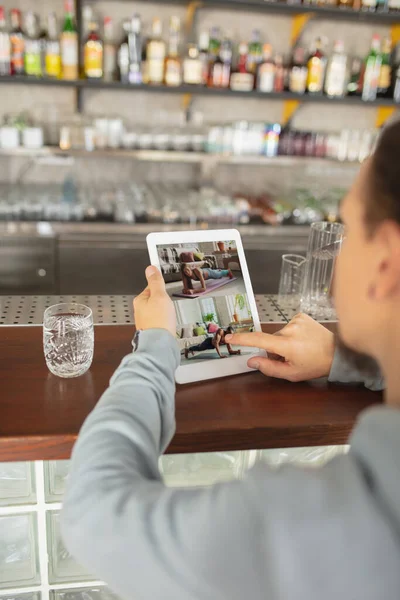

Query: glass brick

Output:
[50, 587, 119, 600]
[0, 463, 36, 506]
[44, 461, 70, 503]
[259, 445, 350, 468]
[159, 451, 248, 487]
[0, 514, 40, 589]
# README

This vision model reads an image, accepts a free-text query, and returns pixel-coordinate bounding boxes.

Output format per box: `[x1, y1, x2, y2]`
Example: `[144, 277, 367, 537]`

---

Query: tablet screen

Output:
[156, 238, 256, 365]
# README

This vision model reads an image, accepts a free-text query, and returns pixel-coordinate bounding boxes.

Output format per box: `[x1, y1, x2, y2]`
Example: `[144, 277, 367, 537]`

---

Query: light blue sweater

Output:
[62, 330, 400, 600]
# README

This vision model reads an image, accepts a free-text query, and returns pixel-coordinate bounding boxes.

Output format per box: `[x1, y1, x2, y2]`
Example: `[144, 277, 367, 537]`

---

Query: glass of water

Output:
[43, 303, 94, 378]
[278, 254, 306, 310]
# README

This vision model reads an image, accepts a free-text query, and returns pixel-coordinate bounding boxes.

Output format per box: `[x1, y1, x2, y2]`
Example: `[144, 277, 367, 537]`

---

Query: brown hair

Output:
[366, 121, 400, 232]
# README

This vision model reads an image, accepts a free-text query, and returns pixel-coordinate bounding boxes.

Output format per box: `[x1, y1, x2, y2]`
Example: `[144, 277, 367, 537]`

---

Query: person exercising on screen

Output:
[181, 265, 233, 295]
[184, 327, 241, 359]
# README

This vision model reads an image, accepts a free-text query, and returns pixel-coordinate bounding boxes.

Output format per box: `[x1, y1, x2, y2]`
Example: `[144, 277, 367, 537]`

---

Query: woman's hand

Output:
[225, 313, 335, 382]
[134, 267, 176, 337]
[183, 289, 195, 296]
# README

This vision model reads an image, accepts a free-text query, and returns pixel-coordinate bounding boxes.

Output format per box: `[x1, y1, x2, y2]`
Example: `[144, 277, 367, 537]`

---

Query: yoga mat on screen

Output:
[172, 277, 237, 298]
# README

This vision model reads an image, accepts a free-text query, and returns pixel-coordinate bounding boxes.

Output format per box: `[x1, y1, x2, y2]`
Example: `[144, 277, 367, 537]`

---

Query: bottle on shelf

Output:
[388, 0, 400, 11]
[0, 6, 11, 76]
[347, 56, 362, 95]
[257, 43, 275, 93]
[376, 0, 388, 11]
[338, 0, 354, 7]
[10, 9, 24, 76]
[24, 11, 42, 77]
[61, 0, 78, 80]
[362, 34, 382, 101]
[209, 38, 232, 88]
[147, 17, 166, 85]
[230, 41, 255, 92]
[392, 45, 400, 102]
[361, 0, 377, 12]
[289, 46, 308, 94]
[274, 53, 285, 92]
[247, 29, 262, 77]
[84, 19, 103, 79]
[306, 37, 326, 94]
[208, 26, 221, 67]
[103, 17, 117, 82]
[183, 43, 203, 85]
[128, 13, 142, 84]
[377, 37, 391, 97]
[198, 31, 210, 85]
[45, 12, 61, 79]
[164, 16, 182, 87]
[118, 20, 130, 84]
[324, 39, 348, 98]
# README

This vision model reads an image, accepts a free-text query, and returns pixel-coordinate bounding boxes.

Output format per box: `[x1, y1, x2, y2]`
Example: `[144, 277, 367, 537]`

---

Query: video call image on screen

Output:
[157, 240, 255, 365]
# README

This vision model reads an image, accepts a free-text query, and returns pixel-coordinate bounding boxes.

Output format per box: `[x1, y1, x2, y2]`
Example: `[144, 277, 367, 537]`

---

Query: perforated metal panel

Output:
[0, 295, 290, 326]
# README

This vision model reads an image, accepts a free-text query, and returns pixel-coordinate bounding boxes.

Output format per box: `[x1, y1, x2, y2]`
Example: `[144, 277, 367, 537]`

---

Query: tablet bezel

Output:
[147, 229, 263, 385]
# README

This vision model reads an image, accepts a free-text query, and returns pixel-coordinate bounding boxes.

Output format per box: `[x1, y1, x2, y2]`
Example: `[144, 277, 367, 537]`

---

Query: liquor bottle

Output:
[103, 17, 117, 82]
[306, 37, 326, 94]
[362, 0, 377, 12]
[118, 20, 130, 83]
[208, 26, 221, 66]
[10, 9, 24, 76]
[147, 17, 166, 85]
[324, 39, 348, 97]
[257, 43, 275, 92]
[164, 16, 182, 86]
[61, 0, 78, 80]
[209, 38, 232, 88]
[376, 0, 388, 10]
[183, 44, 202, 85]
[230, 41, 254, 91]
[128, 13, 142, 84]
[45, 12, 61, 78]
[0, 6, 10, 76]
[347, 57, 362, 95]
[274, 53, 285, 92]
[377, 37, 391, 97]
[247, 29, 262, 76]
[84, 19, 103, 79]
[362, 35, 381, 101]
[289, 46, 308, 94]
[24, 12, 42, 77]
[338, 0, 353, 7]
[388, 0, 400, 11]
[198, 31, 210, 85]
[392, 45, 400, 102]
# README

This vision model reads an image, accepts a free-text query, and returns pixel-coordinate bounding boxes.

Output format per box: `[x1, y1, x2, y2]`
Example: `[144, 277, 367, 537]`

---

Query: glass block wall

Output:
[0, 447, 349, 600]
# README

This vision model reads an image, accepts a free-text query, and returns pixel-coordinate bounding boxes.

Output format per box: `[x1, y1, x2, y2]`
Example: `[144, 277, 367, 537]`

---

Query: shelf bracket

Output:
[391, 24, 400, 47]
[375, 106, 397, 128]
[182, 92, 193, 122]
[290, 13, 314, 47]
[282, 99, 300, 127]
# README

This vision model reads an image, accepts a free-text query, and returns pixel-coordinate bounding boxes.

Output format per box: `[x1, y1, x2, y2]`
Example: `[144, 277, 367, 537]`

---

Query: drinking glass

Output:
[278, 254, 306, 309]
[300, 222, 345, 320]
[43, 303, 94, 378]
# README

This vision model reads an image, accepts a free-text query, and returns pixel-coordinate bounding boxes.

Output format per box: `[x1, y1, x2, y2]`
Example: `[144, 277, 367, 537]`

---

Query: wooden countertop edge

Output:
[0, 422, 352, 462]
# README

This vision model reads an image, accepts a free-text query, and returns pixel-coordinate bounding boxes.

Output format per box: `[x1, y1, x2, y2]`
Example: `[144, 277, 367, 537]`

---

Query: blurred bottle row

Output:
[0, 4, 399, 102]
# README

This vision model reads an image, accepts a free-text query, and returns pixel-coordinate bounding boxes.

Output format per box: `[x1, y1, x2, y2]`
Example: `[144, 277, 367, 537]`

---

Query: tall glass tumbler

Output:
[278, 254, 306, 310]
[43, 303, 94, 378]
[300, 222, 345, 320]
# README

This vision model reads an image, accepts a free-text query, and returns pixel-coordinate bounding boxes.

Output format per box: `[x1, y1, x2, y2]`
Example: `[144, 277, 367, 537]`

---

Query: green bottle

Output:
[24, 12, 42, 77]
[362, 35, 381, 102]
[247, 29, 263, 76]
[208, 27, 221, 63]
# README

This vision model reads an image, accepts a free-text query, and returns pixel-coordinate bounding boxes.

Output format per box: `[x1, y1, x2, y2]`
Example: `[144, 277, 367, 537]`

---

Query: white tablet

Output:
[147, 229, 263, 384]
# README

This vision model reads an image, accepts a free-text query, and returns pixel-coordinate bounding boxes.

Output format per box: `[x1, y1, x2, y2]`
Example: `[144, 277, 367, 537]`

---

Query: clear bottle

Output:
[198, 30, 209, 85]
[128, 13, 142, 84]
[164, 16, 181, 86]
[274, 53, 285, 92]
[61, 0, 78, 80]
[289, 46, 308, 94]
[10, 8, 24, 76]
[362, 0, 377, 12]
[24, 11, 42, 77]
[230, 41, 254, 91]
[377, 37, 391, 97]
[45, 12, 61, 78]
[324, 40, 348, 97]
[147, 17, 166, 85]
[209, 38, 232, 88]
[183, 44, 202, 85]
[347, 57, 362, 95]
[257, 43, 275, 92]
[306, 37, 326, 94]
[393, 45, 400, 101]
[362, 34, 381, 101]
[84, 20, 103, 79]
[103, 17, 117, 82]
[118, 20, 130, 83]
[0, 6, 11, 76]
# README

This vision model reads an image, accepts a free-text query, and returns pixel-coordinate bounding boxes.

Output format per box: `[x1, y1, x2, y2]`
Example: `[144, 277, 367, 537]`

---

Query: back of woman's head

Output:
[367, 120, 400, 233]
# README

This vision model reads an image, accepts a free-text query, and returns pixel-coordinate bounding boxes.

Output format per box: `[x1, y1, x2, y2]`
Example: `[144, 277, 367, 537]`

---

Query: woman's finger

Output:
[248, 356, 293, 380]
[226, 331, 288, 354]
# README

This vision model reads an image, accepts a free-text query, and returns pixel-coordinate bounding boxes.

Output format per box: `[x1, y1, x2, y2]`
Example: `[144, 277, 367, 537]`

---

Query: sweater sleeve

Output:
[328, 346, 385, 391]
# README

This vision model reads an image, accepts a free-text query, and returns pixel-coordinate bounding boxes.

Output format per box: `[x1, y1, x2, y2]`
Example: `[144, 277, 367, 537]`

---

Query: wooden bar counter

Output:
[0, 295, 382, 462]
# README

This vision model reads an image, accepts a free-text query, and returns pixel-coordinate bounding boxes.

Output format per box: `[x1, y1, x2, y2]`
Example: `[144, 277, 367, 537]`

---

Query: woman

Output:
[181, 264, 233, 295]
[63, 122, 400, 600]
[184, 327, 241, 359]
